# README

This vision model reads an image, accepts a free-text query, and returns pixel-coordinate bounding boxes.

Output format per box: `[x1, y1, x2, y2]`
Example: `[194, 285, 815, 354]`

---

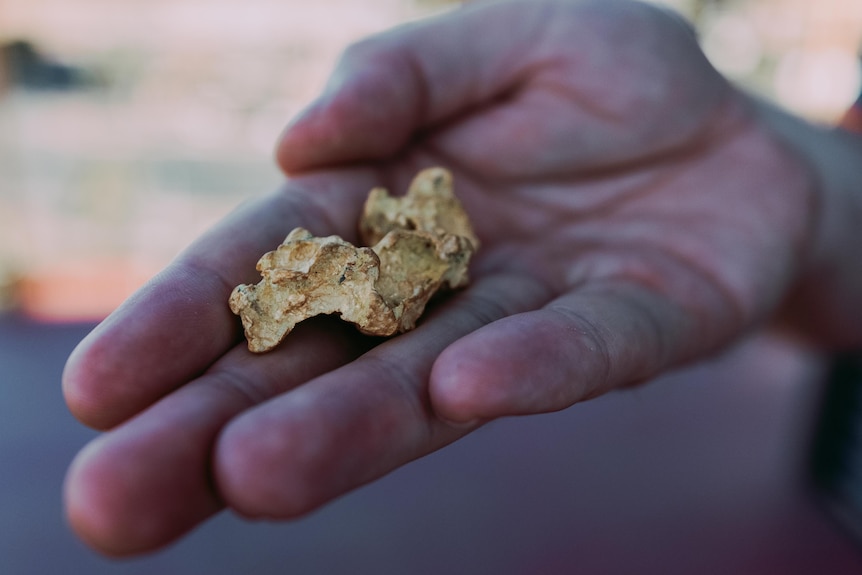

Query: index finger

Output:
[62, 170, 373, 430]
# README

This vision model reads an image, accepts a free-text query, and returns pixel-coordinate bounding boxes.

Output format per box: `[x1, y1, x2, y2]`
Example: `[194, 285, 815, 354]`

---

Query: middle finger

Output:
[213, 271, 552, 519]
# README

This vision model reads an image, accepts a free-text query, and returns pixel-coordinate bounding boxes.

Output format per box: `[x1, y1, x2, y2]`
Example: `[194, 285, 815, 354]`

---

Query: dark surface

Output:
[2, 312, 862, 574]
[810, 355, 862, 546]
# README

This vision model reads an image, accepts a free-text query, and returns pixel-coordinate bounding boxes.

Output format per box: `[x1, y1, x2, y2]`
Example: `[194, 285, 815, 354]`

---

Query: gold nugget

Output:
[229, 167, 478, 353]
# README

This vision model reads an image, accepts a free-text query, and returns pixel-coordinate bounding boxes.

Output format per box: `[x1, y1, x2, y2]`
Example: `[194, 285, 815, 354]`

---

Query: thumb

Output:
[277, 1, 734, 178]
[275, 1, 549, 174]
[274, 40, 422, 173]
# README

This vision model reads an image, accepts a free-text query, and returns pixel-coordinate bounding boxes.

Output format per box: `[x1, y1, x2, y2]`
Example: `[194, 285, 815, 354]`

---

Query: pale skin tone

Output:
[62, 0, 862, 556]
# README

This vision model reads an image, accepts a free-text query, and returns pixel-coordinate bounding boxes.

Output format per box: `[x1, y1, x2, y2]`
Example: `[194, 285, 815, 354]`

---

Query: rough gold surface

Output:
[229, 168, 478, 353]
[360, 167, 479, 248]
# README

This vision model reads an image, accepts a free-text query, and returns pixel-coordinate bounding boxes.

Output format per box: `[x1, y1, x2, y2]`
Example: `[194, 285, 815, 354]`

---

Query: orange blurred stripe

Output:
[18, 259, 158, 323]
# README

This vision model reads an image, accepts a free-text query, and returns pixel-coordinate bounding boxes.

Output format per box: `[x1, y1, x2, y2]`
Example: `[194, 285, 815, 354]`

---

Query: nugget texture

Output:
[360, 167, 479, 248]
[229, 168, 478, 352]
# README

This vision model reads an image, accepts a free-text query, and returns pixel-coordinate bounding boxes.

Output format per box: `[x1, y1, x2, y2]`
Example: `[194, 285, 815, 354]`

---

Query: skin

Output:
[62, 0, 862, 556]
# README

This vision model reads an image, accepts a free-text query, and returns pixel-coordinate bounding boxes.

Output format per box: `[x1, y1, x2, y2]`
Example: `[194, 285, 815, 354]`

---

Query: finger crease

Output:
[202, 367, 271, 410]
[546, 304, 613, 398]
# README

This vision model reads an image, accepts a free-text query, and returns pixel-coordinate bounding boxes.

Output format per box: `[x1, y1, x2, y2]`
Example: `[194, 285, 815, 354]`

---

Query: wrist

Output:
[751, 96, 862, 348]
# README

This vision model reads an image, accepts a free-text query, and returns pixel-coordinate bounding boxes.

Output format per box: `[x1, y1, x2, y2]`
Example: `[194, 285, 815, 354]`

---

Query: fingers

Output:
[213, 272, 551, 519]
[62, 171, 372, 430]
[64, 318, 371, 556]
[429, 280, 732, 422]
[64, 272, 549, 555]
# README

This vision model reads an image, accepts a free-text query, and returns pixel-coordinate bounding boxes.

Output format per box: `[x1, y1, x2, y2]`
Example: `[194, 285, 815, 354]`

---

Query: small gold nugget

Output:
[229, 168, 479, 353]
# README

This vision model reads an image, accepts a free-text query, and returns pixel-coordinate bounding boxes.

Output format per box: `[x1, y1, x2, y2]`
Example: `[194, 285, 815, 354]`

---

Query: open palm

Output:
[63, 0, 814, 555]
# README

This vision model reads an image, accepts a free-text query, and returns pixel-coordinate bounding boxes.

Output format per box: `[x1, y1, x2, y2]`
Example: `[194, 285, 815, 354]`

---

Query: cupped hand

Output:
[63, 0, 815, 556]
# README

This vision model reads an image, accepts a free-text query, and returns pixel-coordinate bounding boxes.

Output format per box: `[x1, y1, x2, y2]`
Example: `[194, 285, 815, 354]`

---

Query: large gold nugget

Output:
[230, 168, 478, 353]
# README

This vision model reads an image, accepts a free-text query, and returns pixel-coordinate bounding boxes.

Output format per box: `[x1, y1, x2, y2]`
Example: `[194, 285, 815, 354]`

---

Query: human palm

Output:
[63, 0, 814, 555]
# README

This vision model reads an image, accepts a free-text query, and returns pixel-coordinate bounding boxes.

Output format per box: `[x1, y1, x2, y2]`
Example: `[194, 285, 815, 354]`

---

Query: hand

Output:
[63, 0, 816, 556]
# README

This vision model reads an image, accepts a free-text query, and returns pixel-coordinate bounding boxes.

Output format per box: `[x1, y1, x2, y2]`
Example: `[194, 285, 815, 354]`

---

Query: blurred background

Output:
[1, 0, 860, 319]
[0, 0, 456, 320]
[2, 0, 862, 573]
